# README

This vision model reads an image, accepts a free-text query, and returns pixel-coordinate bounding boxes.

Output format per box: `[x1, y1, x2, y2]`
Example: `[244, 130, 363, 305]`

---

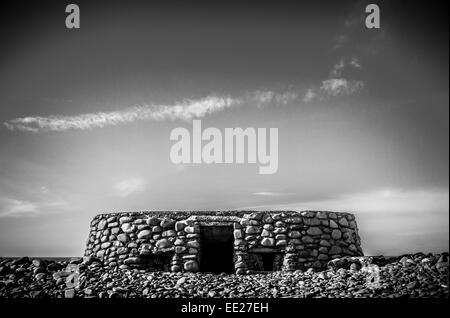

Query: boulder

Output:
[184, 226, 199, 234]
[111, 227, 120, 235]
[162, 230, 176, 237]
[101, 242, 111, 249]
[261, 238, 275, 247]
[288, 231, 301, 238]
[338, 218, 349, 227]
[124, 257, 142, 265]
[316, 212, 328, 219]
[116, 247, 129, 255]
[119, 216, 133, 224]
[275, 234, 287, 240]
[156, 239, 173, 249]
[152, 226, 162, 233]
[184, 260, 199, 272]
[117, 233, 129, 243]
[331, 229, 342, 240]
[146, 217, 160, 226]
[175, 221, 186, 232]
[306, 227, 323, 236]
[97, 219, 107, 231]
[174, 238, 185, 246]
[186, 240, 200, 249]
[121, 223, 136, 234]
[301, 211, 316, 218]
[235, 261, 246, 269]
[64, 288, 75, 298]
[303, 218, 320, 226]
[160, 218, 176, 229]
[171, 265, 181, 272]
[329, 245, 343, 255]
[175, 246, 187, 254]
[245, 226, 260, 235]
[329, 220, 338, 228]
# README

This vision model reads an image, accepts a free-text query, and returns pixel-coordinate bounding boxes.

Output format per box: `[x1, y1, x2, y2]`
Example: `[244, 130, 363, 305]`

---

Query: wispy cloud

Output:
[320, 78, 365, 96]
[330, 59, 346, 77]
[113, 178, 147, 197]
[303, 57, 365, 103]
[252, 91, 275, 105]
[39, 186, 49, 194]
[2, 90, 305, 133]
[350, 56, 361, 69]
[4, 95, 241, 133]
[251, 90, 299, 107]
[0, 197, 68, 217]
[253, 191, 296, 197]
[302, 89, 317, 103]
[253, 192, 282, 196]
[330, 57, 362, 77]
[275, 91, 299, 105]
[4, 81, 366, 133]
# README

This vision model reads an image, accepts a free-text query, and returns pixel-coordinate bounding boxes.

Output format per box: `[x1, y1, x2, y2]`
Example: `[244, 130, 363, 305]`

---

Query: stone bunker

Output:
[84, 211, 363, 274]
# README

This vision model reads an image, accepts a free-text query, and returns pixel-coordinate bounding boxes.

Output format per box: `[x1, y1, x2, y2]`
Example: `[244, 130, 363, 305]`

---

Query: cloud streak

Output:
[4, 80, 365, 133]
[113, 178, 147, 197]
[253, 192, 287, 196]
[4, 95, 241, 133]
[302, 89, 317, 103]
[0, 197, 68, 218]
[303, 57, 365, 103]
[320, 78, 365, 96]
[251, 90, 299, 107]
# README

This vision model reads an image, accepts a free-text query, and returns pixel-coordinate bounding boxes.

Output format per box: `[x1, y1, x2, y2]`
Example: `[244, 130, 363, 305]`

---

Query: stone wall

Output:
[84, 211, 363, 274]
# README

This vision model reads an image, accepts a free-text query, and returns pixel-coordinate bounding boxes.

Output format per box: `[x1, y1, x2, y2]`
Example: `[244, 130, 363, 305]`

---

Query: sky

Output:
[0, 0, 448, 256]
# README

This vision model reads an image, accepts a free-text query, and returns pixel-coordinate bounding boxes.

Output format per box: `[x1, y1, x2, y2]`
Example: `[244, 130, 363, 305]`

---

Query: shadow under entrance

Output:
[199, 226, 234, 274]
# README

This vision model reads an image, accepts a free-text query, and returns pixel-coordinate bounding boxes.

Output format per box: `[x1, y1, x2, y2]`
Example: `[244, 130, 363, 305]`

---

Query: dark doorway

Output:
[200, 226, 234, 274]
[262, 253, 275, 271]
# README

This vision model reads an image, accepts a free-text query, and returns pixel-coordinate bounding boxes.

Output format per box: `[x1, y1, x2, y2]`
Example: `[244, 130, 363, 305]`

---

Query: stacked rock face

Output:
[84, 211, 363, 274]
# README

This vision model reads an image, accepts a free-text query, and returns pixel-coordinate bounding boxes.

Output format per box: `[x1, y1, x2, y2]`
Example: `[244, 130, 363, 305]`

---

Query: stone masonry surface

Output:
[84, 211, 364, 274]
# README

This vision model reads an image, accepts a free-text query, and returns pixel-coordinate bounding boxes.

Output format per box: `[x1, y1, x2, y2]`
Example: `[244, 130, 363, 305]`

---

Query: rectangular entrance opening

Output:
[200, 226, 234, 274]
[143, 252, 173, 271]
[262, 253, 275, 271]
[248, 249, 282, 272]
